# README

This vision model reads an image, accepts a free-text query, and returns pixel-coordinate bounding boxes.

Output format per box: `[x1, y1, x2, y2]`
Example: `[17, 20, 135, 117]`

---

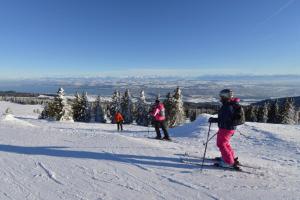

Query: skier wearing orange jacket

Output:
[114, 111, 124, 131]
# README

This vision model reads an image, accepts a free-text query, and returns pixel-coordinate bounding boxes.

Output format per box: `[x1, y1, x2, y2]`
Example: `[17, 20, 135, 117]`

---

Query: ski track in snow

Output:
[1, 160, 42, 200]
[0, 102, 300, 199]
[37, 162, 63, 185]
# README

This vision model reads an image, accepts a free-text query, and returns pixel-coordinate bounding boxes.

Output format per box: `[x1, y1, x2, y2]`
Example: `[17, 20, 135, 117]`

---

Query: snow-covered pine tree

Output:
[59, 89, 74, 122]
[40, 88, 73, 121]
[257, 106, 263, 122]
[80, 92, 91, 122]
[110, 90, 121, 123]
[280, 97, 296, 124]
[44, 91, 63, 120]
[39, 104, 50, 119]
[167, 87, 186, 128]
[51, 88, 65, 120]
[72, 92, 83, 121]
[136, 90, 150, 126]
[71, 92, 91, 122]
[248, 105, 258, 122]
[267, 100, 280, 123]
[245, 106, 253, 122]
[121, 89, 134, 124]
[262, 103, 269, 123]
[257, 103, 269, 123]
[163, 92, 173, 127]
[94, 96, 107, 123]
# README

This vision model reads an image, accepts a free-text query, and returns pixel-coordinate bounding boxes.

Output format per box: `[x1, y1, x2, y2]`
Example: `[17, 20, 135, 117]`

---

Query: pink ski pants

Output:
[216, 128, 235, 165]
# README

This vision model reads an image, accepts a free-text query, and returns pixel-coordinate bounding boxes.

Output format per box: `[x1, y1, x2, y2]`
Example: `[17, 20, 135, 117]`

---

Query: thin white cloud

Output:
[258, 0, 295, 25]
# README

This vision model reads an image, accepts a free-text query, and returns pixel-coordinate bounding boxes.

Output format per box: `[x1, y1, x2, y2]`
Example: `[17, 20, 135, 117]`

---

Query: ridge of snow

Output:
[0, 114, 36, 127]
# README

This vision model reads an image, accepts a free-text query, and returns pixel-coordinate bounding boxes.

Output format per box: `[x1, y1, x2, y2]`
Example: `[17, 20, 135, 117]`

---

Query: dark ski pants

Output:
[117, 122, 123, 131]
[154, 121, 170, 139]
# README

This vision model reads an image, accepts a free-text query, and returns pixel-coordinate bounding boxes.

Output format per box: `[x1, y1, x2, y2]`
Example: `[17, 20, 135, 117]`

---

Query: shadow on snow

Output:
[0, 144, 239, 172]
[0, 144, 206, 170]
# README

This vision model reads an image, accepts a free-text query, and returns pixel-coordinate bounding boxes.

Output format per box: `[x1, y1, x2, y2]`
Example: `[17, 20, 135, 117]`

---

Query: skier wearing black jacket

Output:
[208, 89, 242, 168]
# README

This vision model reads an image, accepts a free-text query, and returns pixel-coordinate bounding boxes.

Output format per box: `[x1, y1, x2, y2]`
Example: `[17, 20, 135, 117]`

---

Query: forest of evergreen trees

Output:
[39, 87, 186, 128]
[244, 98, 300, 125]
[2, 89, 299, 126]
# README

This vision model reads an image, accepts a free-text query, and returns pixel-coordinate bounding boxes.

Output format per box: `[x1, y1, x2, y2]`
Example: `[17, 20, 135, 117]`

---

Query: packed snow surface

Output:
[0, 101, 299, 200]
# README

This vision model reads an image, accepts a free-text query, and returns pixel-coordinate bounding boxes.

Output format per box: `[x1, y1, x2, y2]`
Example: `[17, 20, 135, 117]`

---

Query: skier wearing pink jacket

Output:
[209, 89, 243, 168]
[150, 99, 171, 140]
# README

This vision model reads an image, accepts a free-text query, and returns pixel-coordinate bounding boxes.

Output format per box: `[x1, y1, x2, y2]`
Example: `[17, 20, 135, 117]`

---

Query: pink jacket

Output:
[230, 98, 240, 103]
[151, 103, 166, 121]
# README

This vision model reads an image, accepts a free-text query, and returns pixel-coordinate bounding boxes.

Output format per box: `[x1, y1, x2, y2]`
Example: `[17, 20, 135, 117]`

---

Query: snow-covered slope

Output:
[0, 101, 299, 200]
[0, 101, 42, 119]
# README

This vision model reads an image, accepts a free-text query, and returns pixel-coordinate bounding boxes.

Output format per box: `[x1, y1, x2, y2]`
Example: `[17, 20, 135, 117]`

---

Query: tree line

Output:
[3, 88, 299, 125]
[39, 87, 186, 128]
[0, 96, 52, 105]
[244, 97, 300, 125]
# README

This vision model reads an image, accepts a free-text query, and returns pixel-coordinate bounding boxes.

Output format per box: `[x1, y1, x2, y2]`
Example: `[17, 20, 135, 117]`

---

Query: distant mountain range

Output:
[0, 75, 300, 102]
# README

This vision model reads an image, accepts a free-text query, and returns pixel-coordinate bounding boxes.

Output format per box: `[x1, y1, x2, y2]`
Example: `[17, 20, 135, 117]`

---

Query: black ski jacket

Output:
[211, 101, 236, 130]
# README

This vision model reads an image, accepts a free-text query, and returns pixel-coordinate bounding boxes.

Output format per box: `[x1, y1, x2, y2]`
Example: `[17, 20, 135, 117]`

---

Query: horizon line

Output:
[1, 73, 300, 81]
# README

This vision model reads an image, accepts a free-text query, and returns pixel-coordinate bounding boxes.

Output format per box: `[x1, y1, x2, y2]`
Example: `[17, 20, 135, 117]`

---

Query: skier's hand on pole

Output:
[208, 117, 218, 123]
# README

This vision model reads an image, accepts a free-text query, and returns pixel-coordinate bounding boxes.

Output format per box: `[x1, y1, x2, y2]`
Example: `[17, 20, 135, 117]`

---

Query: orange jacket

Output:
[114, 112, 124, 123]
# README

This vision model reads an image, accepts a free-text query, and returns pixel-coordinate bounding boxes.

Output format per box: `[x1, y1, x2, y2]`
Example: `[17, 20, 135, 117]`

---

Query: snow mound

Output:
[0, 114, 36, 127]
[170, 114, 216, 137]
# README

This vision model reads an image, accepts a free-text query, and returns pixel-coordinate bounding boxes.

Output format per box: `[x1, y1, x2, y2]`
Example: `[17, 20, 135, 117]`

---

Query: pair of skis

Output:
[181, 156, 241, 172]
[184, 122, 262, 174]
[147, 137, 172, 142]
[180, 153, 264, 175]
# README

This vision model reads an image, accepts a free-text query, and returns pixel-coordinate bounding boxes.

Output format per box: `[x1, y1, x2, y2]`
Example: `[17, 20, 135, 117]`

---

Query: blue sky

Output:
[0, 0, 299, 79]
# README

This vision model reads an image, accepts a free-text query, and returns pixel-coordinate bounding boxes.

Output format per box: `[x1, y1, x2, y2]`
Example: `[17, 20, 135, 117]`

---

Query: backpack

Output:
[231, 102, 245, 126]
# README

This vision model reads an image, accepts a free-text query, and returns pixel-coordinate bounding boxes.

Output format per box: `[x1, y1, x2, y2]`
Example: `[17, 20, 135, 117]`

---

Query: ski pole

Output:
[203, 132, 217, 146]
[201, 122, 212, 172]
[148, 124, 150, 137]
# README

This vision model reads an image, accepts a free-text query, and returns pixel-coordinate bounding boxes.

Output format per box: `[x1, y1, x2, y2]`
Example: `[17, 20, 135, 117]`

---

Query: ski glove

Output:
[208, 117, 218, 123]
